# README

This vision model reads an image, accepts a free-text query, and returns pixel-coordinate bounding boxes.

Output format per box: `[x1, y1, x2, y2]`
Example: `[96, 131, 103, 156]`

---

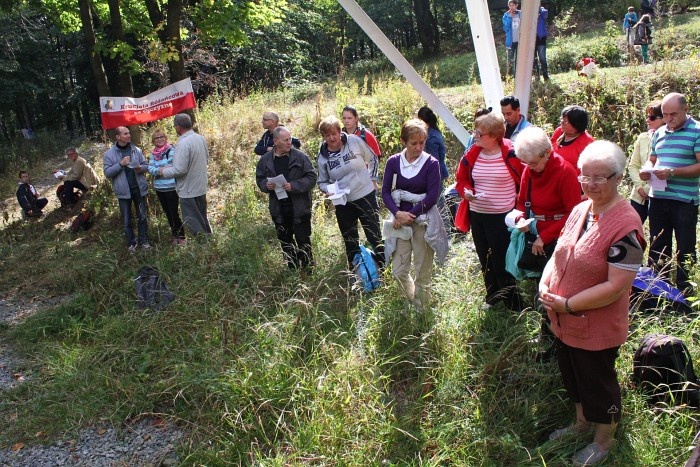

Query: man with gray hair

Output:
[255, 126, 316, 270]
[641, 92, 700, 293]
[159, 113, 212, 236]
[254, 111, 301, 156]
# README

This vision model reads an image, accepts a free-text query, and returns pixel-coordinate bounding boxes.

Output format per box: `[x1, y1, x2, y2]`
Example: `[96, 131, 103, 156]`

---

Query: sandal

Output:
[572, 442, 610, 466]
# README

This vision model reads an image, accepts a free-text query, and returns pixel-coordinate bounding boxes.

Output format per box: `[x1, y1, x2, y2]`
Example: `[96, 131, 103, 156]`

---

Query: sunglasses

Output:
[646, 115, 662, 121]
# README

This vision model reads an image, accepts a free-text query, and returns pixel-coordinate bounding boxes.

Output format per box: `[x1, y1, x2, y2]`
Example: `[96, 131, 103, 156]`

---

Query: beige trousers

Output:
[391, 222, 435, 309]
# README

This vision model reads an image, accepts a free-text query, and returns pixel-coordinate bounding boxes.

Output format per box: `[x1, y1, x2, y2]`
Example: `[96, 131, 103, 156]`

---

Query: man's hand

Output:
[639, 171, 651, 181]
[120, 156, 131, 167]
[283, 182, 292, 192]
[266, 181, 275, 190]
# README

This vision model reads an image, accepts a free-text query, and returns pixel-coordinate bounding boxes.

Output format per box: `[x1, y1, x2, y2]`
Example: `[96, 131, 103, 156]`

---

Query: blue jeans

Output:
[118, 196, 149, 246]
[648, 197, 698, 292]
[534, 43, 548, 78]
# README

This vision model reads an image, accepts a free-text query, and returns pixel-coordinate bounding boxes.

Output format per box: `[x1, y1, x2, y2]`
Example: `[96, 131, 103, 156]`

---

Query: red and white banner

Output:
[99, 78, 196, 129]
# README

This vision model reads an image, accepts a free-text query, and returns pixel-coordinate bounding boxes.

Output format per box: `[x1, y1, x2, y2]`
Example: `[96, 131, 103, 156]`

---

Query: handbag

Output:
[454, 199, 470, 233]
[516, 179, 555, 272]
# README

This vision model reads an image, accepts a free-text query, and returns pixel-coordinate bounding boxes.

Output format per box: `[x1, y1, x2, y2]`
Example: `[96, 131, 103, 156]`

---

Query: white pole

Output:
[464, 0, 504, 111]
[336, 0, 471, 146]
[514, 0, 540, 118]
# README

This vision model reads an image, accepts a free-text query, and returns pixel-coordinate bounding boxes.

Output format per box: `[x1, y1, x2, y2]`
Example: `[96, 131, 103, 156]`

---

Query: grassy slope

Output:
[1, 12, 700, 466]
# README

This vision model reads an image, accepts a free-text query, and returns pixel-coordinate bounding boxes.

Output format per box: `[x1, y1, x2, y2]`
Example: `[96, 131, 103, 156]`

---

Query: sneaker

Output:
[572, 443, 610, 466]
[127, 244, 137, 253]
[140, 242, 152, 250]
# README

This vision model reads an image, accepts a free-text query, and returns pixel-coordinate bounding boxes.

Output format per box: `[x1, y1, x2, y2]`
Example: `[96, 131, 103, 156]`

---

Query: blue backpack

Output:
[352, 245, 381, 292]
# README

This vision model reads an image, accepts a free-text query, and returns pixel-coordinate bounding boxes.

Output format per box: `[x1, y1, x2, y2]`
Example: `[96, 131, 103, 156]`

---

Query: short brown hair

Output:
[400, 119, 427, 142]
[319, 116, 342, 136]
[645, 101, 662, 119]
[475, 113, 505, 140]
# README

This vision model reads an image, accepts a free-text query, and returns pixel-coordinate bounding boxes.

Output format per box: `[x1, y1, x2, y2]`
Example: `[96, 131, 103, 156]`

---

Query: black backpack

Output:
[134, 266, 175, 311]
[632, 334, 700, 407]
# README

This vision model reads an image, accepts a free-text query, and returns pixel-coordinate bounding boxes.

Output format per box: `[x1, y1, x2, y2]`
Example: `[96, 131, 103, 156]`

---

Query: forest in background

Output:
[0, 0, 695, 150]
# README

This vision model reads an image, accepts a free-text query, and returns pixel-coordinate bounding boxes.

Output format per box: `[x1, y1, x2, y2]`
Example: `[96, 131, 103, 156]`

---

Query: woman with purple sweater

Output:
[382, 119, 448, 309]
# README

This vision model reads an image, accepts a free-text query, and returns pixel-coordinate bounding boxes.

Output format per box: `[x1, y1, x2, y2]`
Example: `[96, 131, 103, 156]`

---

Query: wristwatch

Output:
[669, 168, 675, 177]
[565, 299, 574, 314]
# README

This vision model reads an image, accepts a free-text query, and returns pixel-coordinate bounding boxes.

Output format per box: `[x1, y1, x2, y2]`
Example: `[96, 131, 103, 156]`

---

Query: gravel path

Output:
[0, 296, 186, 466]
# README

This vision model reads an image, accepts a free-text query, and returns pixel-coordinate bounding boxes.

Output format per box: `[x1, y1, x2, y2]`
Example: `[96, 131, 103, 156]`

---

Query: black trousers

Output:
[156, 190, 185, 239]
[275, 205, 312, 270]
[334, 191, 384, 268]
[64, 180, 87, 204]
[648, 197, 698, 292]
[470, 210, 521, 309]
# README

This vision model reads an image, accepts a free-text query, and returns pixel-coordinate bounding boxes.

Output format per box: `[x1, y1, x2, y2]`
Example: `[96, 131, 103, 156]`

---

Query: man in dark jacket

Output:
[254, 111, 301, 156]
[255, 127, 317, 270]
[16, 171, 48, 217]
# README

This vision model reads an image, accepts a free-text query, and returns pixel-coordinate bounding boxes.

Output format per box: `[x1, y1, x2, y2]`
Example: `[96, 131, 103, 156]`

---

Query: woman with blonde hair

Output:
[455, 113, 523, 309]
[147, 129, 185, 244]
[382, 119, 448, 309]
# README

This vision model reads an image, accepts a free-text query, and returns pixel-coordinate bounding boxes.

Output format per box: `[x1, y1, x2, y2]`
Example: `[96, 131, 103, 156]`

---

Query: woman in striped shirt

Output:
[455, 113, 523, 309]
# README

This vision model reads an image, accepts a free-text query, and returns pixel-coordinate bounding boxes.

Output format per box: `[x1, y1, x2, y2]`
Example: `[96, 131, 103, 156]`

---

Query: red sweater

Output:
[455, 139, 522, 201]
[550, 127, 595, 172]
[516, 154, 581, 244]
[547, 200, 644, 350]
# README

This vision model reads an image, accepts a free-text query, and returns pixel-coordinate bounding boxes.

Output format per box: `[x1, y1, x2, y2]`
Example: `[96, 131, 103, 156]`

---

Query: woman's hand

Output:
[531, 235, 546, 255]
[637, 187, 648, 200]
[395, 211, 416, 226]
[539, 291, 567, 314]
[463, 189, 479, 201]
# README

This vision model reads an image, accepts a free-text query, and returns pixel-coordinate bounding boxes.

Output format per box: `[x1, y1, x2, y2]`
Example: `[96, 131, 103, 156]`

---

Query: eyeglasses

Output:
[154, 136, 166, 140]
[473, 130, 488, 138]
[521, 155, 545, 167]
[577, 173, 617, 184]
[646, 115, 662, 121]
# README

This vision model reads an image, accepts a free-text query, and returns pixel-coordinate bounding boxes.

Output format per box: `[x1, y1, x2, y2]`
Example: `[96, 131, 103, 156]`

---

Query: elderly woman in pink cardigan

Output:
[539, 141, 646, 467]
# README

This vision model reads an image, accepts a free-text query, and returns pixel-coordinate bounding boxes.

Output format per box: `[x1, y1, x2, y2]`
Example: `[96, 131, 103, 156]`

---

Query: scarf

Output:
[152, 143, 173, 161]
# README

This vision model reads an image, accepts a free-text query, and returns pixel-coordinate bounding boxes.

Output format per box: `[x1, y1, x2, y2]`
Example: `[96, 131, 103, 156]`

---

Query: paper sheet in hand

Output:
[382, 220, 412, 240]
[640, 167, 667, 192]
[268, 175, 288, 199]
[327, 182, 350, 205]
[53, 170, 65, 179]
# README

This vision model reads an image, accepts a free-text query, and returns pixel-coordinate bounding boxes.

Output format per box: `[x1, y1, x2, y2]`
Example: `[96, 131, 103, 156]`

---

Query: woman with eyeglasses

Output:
[455, 112, 523, 310]
[148, 129, 185, 245]
[510, 126, 581, 268]
[626, 101, 663, 223]
[539, 141, 645, 467]
[551, 105, 595, 172]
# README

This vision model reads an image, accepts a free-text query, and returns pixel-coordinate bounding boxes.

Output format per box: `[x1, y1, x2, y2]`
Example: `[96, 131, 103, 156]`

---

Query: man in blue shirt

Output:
[535, 5, 549, 80]
[502, 1, 521, 77]
[642, 92, 700, 293]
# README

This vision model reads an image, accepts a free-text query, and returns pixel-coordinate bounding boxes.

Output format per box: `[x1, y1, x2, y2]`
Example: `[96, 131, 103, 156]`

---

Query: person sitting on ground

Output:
[16, 171, 48, 218]
[341, 105, 382, 158]
[254, 111, 301, 156]
[57, 147, 100, 205]
[256, 127, 317, 270]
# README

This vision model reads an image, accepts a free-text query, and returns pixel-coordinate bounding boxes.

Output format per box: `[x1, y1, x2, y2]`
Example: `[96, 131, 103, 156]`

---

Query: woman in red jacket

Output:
[455, 113, 523, 310]
[551, 105, 595, 172]
[511, 126, 581, 265]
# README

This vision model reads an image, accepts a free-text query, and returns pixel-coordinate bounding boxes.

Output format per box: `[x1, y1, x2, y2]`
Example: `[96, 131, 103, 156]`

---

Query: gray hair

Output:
[174, 113, 192, 130]
[514, 126, 552, 161]
[272, 126, 290, 141]
[577, 140, 626, 175]
[65, 147, 79, 156]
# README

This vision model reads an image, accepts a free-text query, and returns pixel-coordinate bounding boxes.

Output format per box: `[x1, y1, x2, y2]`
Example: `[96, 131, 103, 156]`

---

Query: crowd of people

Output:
[13, 87, 698, 466]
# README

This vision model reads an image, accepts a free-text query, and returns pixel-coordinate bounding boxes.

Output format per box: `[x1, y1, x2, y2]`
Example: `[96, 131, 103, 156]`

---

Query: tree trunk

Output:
[144, 0, 194, 124]
[413, 0, 440, 56]
[77, 0, 111, 99]
[107, 0, 140, 145]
